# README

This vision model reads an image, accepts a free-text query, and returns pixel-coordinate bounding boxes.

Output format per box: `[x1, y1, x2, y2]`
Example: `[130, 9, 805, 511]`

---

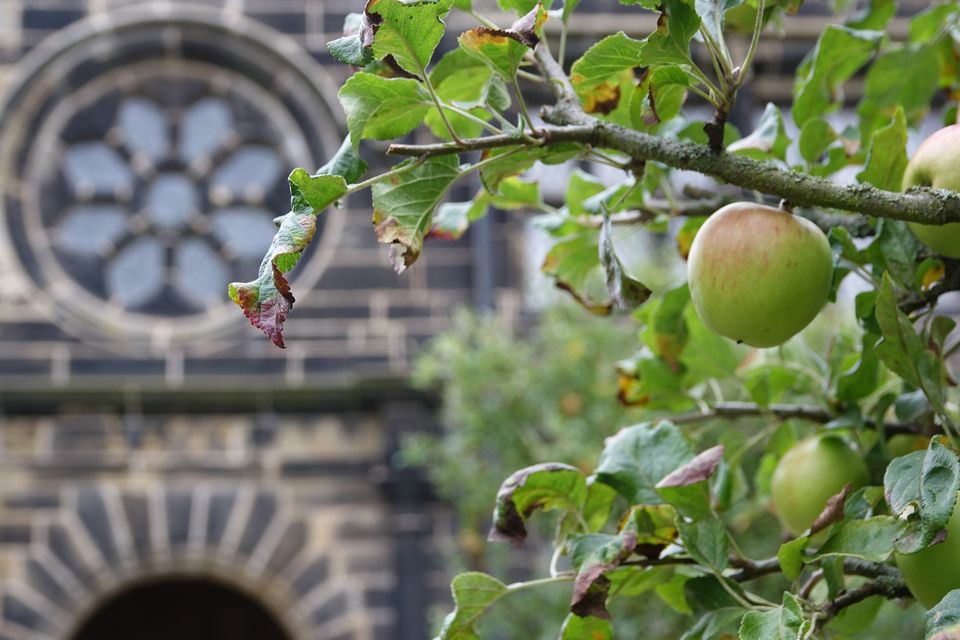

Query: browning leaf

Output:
[656, 445, 725, 488]
[810, 483, 853, 535]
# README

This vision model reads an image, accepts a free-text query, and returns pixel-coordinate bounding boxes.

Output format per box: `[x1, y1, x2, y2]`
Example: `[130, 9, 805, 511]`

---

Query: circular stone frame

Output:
[0, 6, 345, 350]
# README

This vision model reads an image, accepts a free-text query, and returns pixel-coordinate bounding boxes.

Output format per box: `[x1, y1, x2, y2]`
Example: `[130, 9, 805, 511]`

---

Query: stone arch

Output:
[0, 484, 372, 640]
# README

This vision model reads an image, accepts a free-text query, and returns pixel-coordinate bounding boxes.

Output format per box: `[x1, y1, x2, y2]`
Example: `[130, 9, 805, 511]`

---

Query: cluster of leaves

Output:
[225, 0, 960, 637]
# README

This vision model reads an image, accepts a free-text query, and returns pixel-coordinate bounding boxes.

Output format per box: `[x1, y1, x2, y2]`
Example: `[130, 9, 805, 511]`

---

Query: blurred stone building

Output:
[0, 2, 511, 638]
[0, 1, 935, 639]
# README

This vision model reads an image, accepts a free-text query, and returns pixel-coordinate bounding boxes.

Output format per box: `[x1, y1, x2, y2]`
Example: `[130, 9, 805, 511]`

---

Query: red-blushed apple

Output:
[896, 496, 960, 609]
[771, 435, 869, 537]
[905, 125, 960, 258]
[687, 202, 833, 348]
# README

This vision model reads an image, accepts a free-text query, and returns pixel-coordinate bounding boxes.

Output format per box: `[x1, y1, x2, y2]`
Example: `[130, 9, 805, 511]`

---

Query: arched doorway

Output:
[68, 577, 294, 640]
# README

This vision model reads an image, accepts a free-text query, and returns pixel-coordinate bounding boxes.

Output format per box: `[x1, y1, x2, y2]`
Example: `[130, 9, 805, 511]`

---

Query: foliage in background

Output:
[403, 306, 641, 542]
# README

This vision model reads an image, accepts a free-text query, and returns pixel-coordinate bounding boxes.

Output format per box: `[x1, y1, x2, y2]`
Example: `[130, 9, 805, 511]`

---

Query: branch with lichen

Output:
[390, 45, 960, 227]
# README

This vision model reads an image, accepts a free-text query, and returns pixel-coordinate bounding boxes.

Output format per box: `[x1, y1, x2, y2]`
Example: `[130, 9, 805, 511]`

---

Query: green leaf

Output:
[846, 0, 896, 30]
[777, 535, 810, 581]
[459, 5, 546, 80]
[647, 281, 690, 370]
[630, 66, 691, 130]
[896, 389, 933, 422]
[918, 441, 960, 547]
[874, 273, 945, 412]
[542, 232, 605, 313]
[865, 219, 920, 290]
[559, 613, 612, 640]
[885, 442, 960, 554]
[288, 169, 347, 215]
[856, 106, 908, 191]
[426, 48, 506, 140]
[678, 304, 740, 383]
[926, 589, 960, 640]
[798, 117, 838, 163]
[478, 144, 580, 194]
[338, 73, 430, 148]
[857, 44, 940, 142]
[317, 136, 369, 184]
[566, 170, 608, 217]
[739, 592, 810, 640]
[792, 25, 883, 127]
[911, 4, 960, 43]
[742, 363, 807, 407]
[727, 102, 790, 161]
[367, 0, 454, 75]
[328, 34, 375, 68]
[682, 608, 746, 640]
[836, 332, 881, 403]
[677, 515, 729, 571]
[372, 155, 461, 272]
[490, 177, 541, 209]
[583, 478, 618, 532]
[809, 516, 903, 563]
[696, 0, 745, 52]
[497, 0, 548, 13]
[435, 572, 508, 640]
[488, 462, 587, 544]
[685, 575, 742, 613]
[638, 0, 701, 67]
[594, 421, 695, 504]
[228, 208, 317, 348]
[885, 450, 925, 517]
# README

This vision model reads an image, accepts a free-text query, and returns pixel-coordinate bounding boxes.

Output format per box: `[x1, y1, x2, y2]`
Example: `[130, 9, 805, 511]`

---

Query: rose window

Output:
[51, 81, 287, 314]
[0, 10, 343, 345]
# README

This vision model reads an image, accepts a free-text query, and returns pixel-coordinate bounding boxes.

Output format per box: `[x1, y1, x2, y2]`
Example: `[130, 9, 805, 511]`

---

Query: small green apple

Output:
[896, 495, 960, 609]
[905, 125, 960, 258]
[687, 202, 833, 348]
[826, 590, 882, 635]
[771, 435, 869, 537]
[886, 434, 930, 459]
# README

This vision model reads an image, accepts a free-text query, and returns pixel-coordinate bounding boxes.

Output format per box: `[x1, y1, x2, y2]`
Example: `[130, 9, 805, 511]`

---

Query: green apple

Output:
[826, 590, 882, 635]
[886, 434, 930, 459]
[770, 435, 869, 536]
[905, 125, 960, 258]
[896, 495, 960, 609]
[687, 202, 833, 348]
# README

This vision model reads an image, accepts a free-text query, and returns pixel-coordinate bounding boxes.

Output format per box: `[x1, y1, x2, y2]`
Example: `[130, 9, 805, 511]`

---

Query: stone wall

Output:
[0, 398, 454, 639]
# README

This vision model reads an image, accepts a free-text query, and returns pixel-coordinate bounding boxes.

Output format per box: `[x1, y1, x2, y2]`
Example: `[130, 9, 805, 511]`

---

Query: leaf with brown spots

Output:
[371, 155, 462, 273]
[459, 4, 547, 79]
[570, 33, 644, 114]
[327, 12, 378, 67]
[559, 613, 612, 640]
[365, 0, 454, 75]
[229, 162, 356, 347]
[488, 462, 587, 545]
[809, 483, 853, 535]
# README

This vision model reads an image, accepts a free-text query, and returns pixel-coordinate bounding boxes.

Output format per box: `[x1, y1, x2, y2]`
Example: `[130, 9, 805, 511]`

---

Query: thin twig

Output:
[817, 577, 911, 628]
